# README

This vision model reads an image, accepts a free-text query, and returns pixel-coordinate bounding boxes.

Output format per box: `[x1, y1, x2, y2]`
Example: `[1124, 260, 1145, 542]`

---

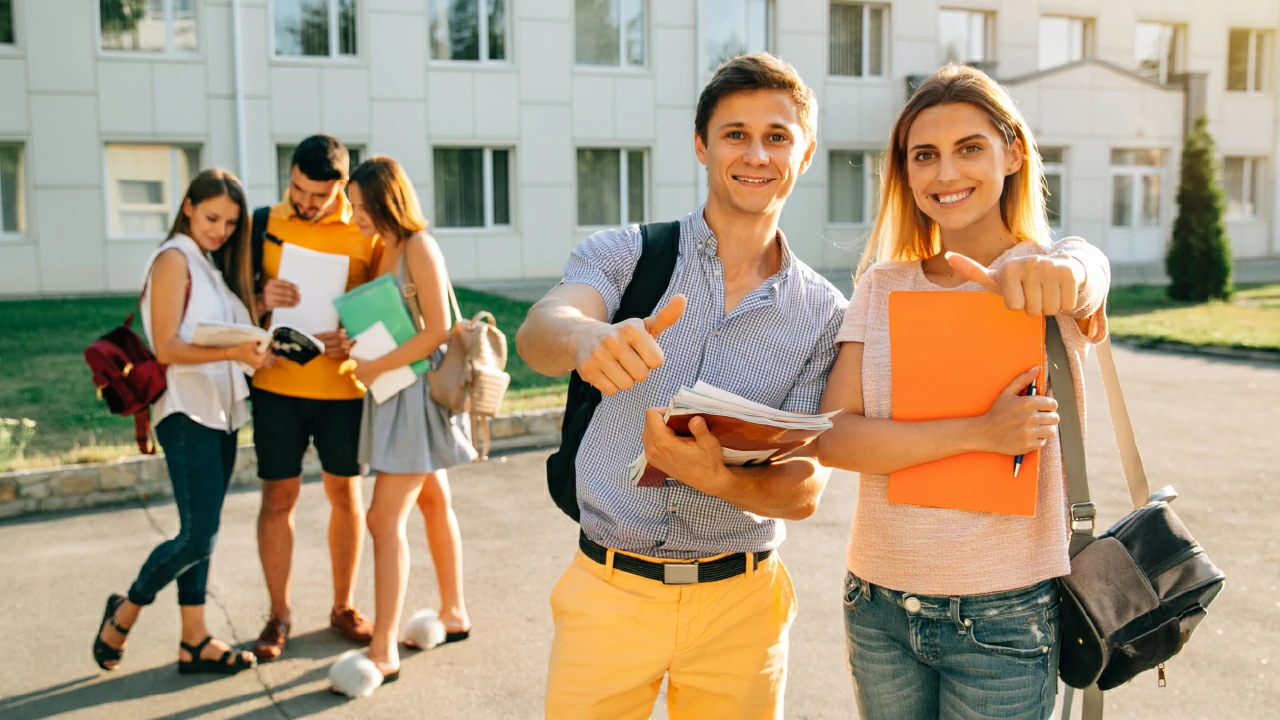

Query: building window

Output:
[1109, 149, 1163, 228]
[1039, 15, 1092, 70]
[1041, 147, 1065, 228]
[274, 0, 357, 58]
[828, 150, 879, 224]
[276, 144, 362, 199]
[1224, 156, 1267, 219]
[704, 0, 771, 73]
[829, 2, 886, 78]
[99, 0, 198, 53]
[429, 0, 507, 62]
[938, 8, 992, 67]
[106, 144, 199, 237]
[577, 149, 646, 227]
[576, 0, 644, 68]
[433, 148, 511, 229]
[1, 1, 15, 44]
[1134, 22, 1184, 84]
[1228, 29, 1271, 92]
[0, 144, 25, 235]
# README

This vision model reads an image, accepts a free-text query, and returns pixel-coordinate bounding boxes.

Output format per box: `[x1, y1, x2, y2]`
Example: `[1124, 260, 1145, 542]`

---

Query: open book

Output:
[629, 381, 839, 487]
[192, 321, 325, 366]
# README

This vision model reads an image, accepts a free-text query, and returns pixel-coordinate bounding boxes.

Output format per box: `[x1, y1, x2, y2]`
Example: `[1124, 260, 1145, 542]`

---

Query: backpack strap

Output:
[615, 221, 681, 322]
[250, 206, 272, 291]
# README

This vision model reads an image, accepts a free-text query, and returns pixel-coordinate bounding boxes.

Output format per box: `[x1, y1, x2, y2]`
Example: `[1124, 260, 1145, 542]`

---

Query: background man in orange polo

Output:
[249, 135, 383, 661]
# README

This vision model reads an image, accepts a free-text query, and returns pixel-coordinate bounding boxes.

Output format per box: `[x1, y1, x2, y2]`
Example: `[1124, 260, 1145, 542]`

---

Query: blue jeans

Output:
[843, 572, 1061, 720]
[128, 413, 237, 607]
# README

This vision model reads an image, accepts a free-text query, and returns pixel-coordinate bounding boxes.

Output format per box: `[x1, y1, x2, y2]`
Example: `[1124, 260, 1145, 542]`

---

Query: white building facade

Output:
[0, 0, 1277, 296]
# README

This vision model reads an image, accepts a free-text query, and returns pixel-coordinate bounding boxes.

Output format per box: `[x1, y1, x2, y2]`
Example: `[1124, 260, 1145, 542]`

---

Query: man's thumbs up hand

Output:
[644, 294, 686, 338]
[573, 294, 688, 396]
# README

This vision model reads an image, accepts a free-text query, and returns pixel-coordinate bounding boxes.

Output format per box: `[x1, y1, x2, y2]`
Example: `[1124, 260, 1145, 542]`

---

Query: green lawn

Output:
[1107, 283, 1280, 352]
[0, 287, 566, 469]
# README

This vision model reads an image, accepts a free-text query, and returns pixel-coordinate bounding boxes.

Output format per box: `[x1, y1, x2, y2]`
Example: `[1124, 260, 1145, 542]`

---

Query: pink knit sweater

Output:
[835, 238, 1110, 596]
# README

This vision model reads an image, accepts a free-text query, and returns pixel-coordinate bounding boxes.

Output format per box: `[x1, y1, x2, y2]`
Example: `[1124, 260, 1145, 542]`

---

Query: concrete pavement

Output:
[0, 344, 1277, 719]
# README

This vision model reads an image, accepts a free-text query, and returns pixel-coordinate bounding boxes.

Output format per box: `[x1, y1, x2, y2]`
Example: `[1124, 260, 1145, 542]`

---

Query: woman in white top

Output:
[93, 169, 271, 675]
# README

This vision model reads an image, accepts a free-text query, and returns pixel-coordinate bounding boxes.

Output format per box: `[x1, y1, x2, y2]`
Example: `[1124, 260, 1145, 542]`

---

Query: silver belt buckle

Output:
[663, 562, 699, 585]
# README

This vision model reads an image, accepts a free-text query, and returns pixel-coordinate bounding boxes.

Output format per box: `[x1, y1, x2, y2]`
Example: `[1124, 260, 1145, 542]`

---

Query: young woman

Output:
[816, 65, 1110, 719]
[93, 169, 271, 674]
[332, 155, 475, 695]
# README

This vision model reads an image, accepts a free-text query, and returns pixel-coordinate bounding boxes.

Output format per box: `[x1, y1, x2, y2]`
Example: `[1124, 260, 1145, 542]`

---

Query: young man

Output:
[516, 54, 847, 719]
[250, 135, 382, 661]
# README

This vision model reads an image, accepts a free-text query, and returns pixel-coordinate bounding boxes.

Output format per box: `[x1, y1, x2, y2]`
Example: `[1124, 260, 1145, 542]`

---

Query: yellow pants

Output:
[545, 548, 797, 720]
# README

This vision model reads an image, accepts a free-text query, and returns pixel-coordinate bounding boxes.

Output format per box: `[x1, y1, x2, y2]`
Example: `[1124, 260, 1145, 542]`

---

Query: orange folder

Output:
[888, 291, 1046, 516]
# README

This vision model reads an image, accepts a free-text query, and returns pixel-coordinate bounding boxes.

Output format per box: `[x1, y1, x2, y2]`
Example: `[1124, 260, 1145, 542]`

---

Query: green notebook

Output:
[333, 274, 430, 375]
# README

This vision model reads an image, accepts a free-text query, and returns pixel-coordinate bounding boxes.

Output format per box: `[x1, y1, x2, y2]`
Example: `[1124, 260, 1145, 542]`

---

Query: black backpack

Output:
[545, 221, 681, 521]
[249, 205, 278, 291]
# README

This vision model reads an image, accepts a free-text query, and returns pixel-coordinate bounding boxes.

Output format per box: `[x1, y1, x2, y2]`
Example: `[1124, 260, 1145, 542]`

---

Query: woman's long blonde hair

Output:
[857, 64, 1050, 279]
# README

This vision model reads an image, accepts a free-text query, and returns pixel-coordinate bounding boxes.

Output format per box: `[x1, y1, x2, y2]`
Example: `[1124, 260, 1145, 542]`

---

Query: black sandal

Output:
[177, 636, 256, 675]
[93, 593, 131, 671]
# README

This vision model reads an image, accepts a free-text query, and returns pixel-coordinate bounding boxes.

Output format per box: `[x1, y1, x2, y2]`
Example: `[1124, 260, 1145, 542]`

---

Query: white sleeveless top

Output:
[140, 234, 253, 433]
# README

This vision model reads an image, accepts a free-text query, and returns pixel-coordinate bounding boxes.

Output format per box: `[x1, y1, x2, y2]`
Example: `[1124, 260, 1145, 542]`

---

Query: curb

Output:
[0, 408, 564, 520]
[1110, 336, 1280, 364]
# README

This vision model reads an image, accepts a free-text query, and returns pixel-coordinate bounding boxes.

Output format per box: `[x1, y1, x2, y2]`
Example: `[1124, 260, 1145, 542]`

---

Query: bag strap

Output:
[616, 221, 681, 321]
[250, 206, 271, 291]
[1095, 339, 1151, 508]
[400, 240, 462, 332]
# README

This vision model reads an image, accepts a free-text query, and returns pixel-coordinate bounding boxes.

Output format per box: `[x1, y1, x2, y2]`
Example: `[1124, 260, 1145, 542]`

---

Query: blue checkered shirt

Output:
[562, 206, 848, 559]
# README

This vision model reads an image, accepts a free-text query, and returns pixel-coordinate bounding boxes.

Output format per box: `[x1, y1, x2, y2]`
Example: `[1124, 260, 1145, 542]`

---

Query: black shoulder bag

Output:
[1046, 318, 1225, 720]
[545, 221, 681, 521]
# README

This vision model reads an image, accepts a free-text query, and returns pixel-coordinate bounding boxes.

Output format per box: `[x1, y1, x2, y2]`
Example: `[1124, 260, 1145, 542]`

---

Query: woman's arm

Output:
[149, 249, 267, 368]
[355, 235, 452, 379]
[814, 342, 1058, 474]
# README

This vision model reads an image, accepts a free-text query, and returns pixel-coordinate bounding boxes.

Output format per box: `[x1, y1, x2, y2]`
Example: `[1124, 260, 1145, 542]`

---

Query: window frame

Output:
[1038, 14, 1094, 70]
[700, 0, 775, 76]
[431, 146, 514, 231]
[1040, 147, 1066, 229]
[103, 143, 201, 241]
[827, 149, 879, 226]
[0, 141, 27, 239]
[97, 0, 199, 56]
[427, 0, 511, 66]
[828, 1, 889, 79]
[1108, 148, 1165, 229]
[1134, 21, 1185, 85]
[937, 7, 994, 67]
[271, 0, 361, 62]
[574, 0, 647, 70]
[1228, 28, 1271, 93]
[1223, 155, 1267, 220]
[0, 0, 19, 49]
[574, 147, 649, 229]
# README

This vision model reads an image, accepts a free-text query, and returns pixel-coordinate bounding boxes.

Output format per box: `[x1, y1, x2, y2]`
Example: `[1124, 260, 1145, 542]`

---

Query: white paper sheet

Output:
[270, 243, 350, 335]
[350, 321, 416, 404]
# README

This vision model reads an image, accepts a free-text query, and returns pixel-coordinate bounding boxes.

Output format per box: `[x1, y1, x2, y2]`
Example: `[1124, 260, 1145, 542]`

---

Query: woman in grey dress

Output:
[342, 155, 477, 691]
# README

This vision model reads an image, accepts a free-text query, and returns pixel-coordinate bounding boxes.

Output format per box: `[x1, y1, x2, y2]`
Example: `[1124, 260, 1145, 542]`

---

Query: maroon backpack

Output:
[85, 273, 190, 454]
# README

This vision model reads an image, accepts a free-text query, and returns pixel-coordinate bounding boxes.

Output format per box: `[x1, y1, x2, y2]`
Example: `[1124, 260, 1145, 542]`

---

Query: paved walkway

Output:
[0, 345, 1277, 719]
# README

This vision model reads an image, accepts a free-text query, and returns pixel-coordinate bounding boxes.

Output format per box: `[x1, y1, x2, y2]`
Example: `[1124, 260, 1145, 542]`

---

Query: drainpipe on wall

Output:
[231, 0, 248, 186]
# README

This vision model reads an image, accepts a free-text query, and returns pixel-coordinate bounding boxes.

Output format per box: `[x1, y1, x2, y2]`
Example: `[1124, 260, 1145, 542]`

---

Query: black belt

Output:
[578, 532, 772, 585]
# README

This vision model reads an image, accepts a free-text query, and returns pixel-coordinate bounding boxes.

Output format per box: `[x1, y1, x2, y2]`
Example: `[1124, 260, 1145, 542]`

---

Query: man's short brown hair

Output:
[695, 53, 818, 144]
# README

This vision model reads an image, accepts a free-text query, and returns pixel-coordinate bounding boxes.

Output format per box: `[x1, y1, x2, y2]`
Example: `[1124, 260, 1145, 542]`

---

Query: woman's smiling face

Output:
[904, 102, 1024, 233]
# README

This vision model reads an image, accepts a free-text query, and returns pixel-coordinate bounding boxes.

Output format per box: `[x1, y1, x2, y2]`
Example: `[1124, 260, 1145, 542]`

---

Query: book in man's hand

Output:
[192, 321, 326, 366]
[629, 381, 840, 487]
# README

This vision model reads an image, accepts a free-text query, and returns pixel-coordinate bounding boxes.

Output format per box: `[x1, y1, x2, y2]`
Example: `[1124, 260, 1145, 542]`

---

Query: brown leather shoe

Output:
[330, 605, 374, 644]
[252, 617, 291, 661]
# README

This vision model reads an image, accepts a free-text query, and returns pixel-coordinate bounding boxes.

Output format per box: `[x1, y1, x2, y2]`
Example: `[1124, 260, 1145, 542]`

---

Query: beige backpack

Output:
[402, 263, 510, 460]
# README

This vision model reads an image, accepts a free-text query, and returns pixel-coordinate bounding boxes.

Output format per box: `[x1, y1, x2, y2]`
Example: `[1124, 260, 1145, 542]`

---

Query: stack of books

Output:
[630, 381, 839, 487]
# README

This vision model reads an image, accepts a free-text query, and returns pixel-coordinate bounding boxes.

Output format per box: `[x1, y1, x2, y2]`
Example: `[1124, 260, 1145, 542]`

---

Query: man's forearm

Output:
[516, 301, 598, 377]
[713, 457, 831, 521]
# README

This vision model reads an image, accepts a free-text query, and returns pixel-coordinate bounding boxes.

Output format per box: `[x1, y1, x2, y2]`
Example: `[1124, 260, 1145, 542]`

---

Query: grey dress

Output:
[357, 260, 478, 475]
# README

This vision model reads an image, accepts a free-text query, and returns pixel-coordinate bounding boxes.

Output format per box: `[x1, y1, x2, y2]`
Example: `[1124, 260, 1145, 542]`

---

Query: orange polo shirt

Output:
[251, 194, 383, 401]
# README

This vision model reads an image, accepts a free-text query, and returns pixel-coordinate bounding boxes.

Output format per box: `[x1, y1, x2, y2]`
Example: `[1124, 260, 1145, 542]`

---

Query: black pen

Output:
[1013, 379, 1037, 478]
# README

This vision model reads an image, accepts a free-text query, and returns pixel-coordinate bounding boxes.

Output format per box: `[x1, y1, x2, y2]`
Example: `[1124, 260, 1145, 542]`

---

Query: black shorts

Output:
[251, 387, 364, 480]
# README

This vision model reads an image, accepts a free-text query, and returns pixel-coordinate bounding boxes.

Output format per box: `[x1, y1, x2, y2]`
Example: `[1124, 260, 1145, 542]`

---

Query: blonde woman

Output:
[816, 65, 1110, 719]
